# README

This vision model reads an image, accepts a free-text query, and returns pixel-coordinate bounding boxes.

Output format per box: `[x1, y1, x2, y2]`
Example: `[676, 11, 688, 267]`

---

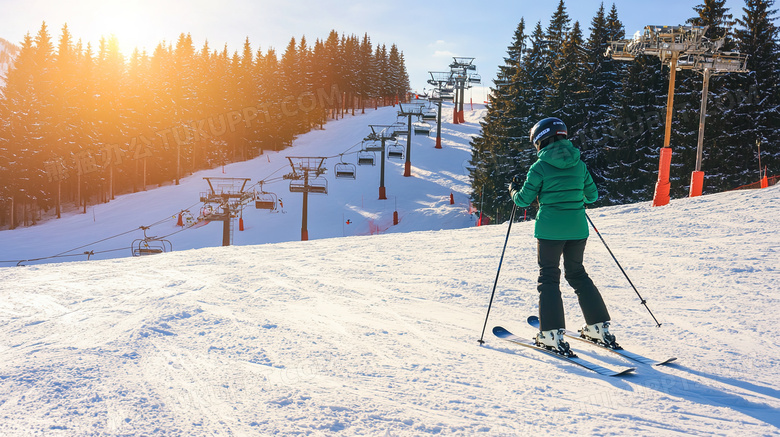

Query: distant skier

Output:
[508, 117, 616, 355]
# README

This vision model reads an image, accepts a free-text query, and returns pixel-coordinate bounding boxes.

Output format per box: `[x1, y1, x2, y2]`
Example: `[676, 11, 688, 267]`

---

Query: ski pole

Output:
[478, 204, 517, 345]
[585, 213, 662, 327]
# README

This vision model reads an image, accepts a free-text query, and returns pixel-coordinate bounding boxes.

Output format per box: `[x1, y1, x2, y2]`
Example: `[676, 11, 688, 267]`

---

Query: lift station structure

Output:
[284, 157, 328, 241]
[607, 25, 748, 205]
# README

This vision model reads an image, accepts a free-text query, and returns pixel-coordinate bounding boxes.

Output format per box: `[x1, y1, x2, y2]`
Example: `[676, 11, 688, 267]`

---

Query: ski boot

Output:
[535, 328, 574, 357]
[580, 321, 620, 349]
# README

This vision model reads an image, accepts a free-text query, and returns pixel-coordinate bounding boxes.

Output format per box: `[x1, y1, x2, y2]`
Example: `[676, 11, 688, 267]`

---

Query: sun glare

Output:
[76, 0, 168, 55]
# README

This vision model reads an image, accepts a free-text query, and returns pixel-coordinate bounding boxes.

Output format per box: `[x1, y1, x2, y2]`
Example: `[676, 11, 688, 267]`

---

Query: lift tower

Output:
[449, 57, 475, 124]
[284, 157, 328, 241]
[428, 71, 453, 149]
[366, 124, 402, 199]
[684, 51, 748, 196]
[397, 103, 425, 177]
[606, 25, 744, 205]
[200, 177, 253, 246]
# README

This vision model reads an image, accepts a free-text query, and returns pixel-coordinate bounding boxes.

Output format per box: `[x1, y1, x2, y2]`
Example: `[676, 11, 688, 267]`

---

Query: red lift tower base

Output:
[652, 147, 673, 207]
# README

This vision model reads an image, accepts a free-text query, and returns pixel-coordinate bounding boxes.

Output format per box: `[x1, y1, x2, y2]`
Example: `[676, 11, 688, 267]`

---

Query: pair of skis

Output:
[492, 316, 676, 377]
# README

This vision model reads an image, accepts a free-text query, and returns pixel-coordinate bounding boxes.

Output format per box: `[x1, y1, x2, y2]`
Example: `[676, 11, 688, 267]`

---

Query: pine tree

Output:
[724, 0, 779, 187]
[672, 0, 739, 196]
[358, 33, 374, 113]
[387, 44, 405, 103]
[376, 44, 389, 105]
[0, 26, 410, 227]
[469, 18, 535, 222]
[524, 22, 552, 124]
[576, 2, 625, 163]
[546, 21, 586, 132]
[601, 54, 667, 205]
[0, 33, 37, 227]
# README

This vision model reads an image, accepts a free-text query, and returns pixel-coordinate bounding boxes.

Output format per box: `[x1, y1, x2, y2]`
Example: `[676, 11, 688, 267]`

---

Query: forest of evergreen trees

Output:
[470, 0, 779, 222]
[0, 24, 410, 228]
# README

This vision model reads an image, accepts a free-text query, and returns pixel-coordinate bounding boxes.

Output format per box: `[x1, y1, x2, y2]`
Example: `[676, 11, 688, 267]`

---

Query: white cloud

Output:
[433, 50, 456, 58]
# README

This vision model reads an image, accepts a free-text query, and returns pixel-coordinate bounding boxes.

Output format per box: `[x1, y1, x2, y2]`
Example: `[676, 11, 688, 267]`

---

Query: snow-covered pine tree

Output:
[601, 53, 668, 205]
[469, 19, 529, 222]
[672, 0, 738, 196]
[546, 21, 586, 139]
[719, 0, 780, 189]
[576, 3, 626, 192]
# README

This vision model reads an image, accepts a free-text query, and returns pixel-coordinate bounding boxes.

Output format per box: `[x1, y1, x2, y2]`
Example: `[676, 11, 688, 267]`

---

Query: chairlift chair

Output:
[422, 109, 437, 121]
[309, 177, 328, 194]
[289, 179, 305, 193]
[439, 91, 454, 101]
[392, 124, 408, 137]
[131, 227, 172, 257]
[357, 151, 376, 166]
[132, 239, 170, 256]
[289, 177, 328, 194]
[387, 143, 405, 160]
[334, 159, 357, 179]
[413, 121, 432, 136]
[364, 141, 383, 152]
[469, 74, 482, 84]
[254, 190, 278, 210]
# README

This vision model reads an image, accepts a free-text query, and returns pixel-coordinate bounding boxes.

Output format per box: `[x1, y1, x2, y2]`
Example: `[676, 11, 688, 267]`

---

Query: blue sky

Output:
[2, 0, 748, 95]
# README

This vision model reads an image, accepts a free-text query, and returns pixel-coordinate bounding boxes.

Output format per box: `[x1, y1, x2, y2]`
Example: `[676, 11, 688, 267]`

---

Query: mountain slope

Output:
[0, 103, 483, 265]
[0, 182, 778, 435]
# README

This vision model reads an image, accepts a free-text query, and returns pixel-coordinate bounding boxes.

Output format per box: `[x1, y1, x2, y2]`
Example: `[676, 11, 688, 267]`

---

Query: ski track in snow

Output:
[1, 104, 779, 436]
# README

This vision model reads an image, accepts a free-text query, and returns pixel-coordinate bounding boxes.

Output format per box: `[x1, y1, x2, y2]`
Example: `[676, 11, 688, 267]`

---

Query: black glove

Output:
[508, 176, 521, 198]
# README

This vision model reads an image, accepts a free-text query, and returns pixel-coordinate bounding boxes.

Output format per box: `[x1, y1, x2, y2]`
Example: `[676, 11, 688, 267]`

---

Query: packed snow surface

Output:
[1, 104, 779, 436]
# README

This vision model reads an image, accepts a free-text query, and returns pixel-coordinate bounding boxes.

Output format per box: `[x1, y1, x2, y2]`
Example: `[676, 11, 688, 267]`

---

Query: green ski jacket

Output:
[511, 139, 598, 240]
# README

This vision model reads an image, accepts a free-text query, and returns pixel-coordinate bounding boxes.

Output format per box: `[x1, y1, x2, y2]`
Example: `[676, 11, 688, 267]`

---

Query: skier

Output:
[508, 117, 616, 355]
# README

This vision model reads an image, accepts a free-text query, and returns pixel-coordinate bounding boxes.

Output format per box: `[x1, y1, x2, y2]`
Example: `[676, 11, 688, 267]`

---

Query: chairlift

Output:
[422, 109, 437, 121]
[289, 177, 328, 194]
[392, 124, 408, 137]
[364, 141, 383, 152]
[469, 74, 482, 84]
[254, 190, 278, 211]
[309, 177, 328, 194]
[439, 90, 454, 101]
[334, 156, 356, 179]
[414, 121, 432, 136]
[131, 226, 172, 257]
[358, 151, 376, 166]
[200, 204, 215, 220]
[387, 143, 405, 160]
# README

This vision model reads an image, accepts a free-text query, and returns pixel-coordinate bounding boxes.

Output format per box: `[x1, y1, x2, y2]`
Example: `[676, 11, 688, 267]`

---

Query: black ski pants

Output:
[537, 238, 610, 331]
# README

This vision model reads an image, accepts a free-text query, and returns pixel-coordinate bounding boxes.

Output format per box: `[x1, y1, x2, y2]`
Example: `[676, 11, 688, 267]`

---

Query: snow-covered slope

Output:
[1, 99, 779, 435]
[1, 179, 778, 434]
[0, 103, 482, 266]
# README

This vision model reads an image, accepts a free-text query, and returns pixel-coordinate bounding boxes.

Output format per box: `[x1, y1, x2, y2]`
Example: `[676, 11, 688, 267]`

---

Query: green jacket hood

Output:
[537, 139, 580, 169]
